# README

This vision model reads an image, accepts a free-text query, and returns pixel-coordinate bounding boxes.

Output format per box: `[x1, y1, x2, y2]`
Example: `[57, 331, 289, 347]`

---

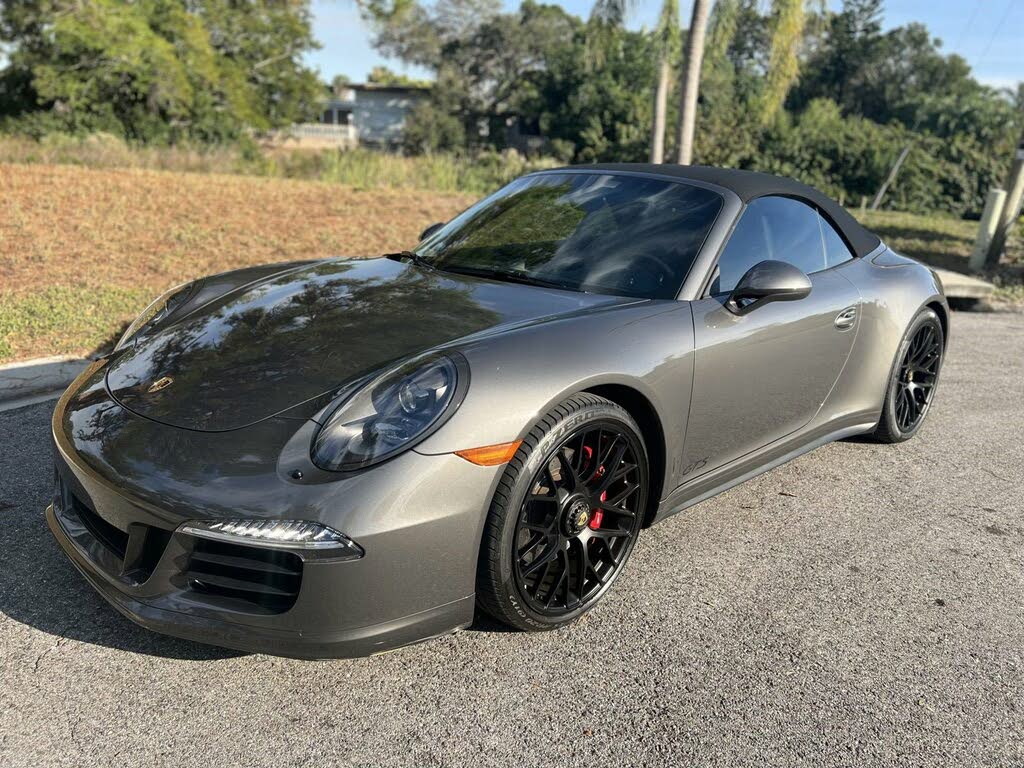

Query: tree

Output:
[365, 0, 578, 150]
[590, 0, 632, 26]
[0, 0, 322, 142]
[330, 74, 352, 95]
[527, 25, 655, 162]
[675, 0, 711, 164]
[758, 0, 806, 125]
[788, 0, 884, 117]
[367, 65, 431, 88]
[649, 0, 678, 163]
[588, 0, 674, 163]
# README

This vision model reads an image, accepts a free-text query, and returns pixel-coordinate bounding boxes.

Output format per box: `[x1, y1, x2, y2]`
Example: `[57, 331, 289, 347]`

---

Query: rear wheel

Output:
[872, 308, 944, 443]
[476, 394, 648, 631]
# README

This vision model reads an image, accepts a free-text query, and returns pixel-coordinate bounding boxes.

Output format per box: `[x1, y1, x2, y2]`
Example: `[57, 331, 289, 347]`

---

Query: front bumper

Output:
[46, 501, 473, 658]
[47, 362, 501, 658]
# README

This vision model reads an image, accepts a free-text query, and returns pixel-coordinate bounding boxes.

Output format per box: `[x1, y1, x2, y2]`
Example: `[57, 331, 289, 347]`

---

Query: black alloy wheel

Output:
[513, 424, 643, 616]
[873, 307, 944, 443]
[894, 322, 942, 432]
[476, 394, 648, 631]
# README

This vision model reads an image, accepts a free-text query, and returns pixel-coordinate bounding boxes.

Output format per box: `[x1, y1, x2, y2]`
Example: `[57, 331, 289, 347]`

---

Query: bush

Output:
[402, 102, 467, 155]
[706, 99, 1008, 217]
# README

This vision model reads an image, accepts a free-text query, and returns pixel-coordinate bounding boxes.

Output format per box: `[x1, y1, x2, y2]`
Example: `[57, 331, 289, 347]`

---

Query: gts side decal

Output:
[681, 458, 708, 477]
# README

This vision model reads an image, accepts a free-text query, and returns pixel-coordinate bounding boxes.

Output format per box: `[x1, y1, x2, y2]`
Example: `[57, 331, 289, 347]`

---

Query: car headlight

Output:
[114, 281, 199, 351]
[311, 353, 468, 471]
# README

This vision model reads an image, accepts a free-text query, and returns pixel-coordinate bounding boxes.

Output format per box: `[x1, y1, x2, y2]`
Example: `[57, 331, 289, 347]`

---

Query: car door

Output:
[678, 196, 861, 481]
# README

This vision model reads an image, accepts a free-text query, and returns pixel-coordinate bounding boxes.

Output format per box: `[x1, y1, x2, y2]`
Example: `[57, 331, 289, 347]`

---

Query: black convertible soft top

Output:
[555, 163, 881, 259]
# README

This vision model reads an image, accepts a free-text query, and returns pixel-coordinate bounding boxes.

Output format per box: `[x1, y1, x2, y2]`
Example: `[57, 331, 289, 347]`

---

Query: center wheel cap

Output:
[563, 496, 592, 536]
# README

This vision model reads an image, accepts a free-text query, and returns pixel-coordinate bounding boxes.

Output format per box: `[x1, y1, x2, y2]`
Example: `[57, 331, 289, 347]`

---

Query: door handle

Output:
[834, 307, 858, 330]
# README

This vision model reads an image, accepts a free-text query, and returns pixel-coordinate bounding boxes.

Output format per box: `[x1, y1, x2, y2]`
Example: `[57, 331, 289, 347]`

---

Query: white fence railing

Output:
[282, 123, 358, 142]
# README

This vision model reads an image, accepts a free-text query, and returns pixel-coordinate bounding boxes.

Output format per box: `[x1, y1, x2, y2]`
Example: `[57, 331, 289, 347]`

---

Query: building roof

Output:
[553, 163, 881, 258]
[348, 83, 431, 93]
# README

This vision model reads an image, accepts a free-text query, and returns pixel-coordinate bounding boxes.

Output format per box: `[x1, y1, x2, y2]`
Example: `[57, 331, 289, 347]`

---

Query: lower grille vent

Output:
[185, 538, 302, 613]
[72, 492, 128, 559]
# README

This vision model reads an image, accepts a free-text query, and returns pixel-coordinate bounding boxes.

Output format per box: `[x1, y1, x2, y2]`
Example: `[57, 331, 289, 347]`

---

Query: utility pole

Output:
[870, 143, 911, 211]
[674, 0, 711, 166]
[650, 57, 670, 163]
[984, 134, 1024, 268]
[969, 188, 1007, 272]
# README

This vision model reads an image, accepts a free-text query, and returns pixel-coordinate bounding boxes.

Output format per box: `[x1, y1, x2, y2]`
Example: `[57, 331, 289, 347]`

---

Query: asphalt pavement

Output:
[1, 310, 1022, 767]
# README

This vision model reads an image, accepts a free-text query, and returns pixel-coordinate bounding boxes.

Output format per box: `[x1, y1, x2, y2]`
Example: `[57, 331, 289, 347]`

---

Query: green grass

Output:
[860, 209, 1023, 304]
[859, 210, 979, 270]
[0, 285, 151, 361]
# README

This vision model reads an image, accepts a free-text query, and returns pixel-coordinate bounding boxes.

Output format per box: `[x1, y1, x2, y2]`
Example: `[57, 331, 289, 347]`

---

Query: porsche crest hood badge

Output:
[146, 376, 174, 394]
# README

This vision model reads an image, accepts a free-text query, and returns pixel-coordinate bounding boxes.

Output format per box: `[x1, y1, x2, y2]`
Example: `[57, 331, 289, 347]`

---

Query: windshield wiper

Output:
[384, 250, 432, 269]
[440, 265, 577, 292]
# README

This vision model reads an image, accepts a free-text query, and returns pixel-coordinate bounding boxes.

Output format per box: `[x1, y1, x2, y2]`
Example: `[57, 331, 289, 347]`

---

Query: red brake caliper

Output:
[590, 490, 606, 530]
[580, 444, 607, 530]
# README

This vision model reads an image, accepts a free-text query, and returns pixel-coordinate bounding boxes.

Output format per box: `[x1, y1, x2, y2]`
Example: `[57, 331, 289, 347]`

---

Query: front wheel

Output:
[476, 394, 648, 631]
[872, 308, 944, 443]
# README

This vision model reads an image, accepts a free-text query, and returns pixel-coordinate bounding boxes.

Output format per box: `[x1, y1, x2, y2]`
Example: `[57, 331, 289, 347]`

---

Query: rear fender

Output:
[822, 248, 947, 420]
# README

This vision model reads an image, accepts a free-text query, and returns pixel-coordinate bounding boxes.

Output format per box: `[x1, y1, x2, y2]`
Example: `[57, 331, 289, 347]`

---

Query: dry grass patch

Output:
[3, 162, 1021, 363]
[0, 163, 472, 361]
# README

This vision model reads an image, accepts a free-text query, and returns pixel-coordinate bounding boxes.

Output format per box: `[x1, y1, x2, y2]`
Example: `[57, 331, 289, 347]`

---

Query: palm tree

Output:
[758, 0, 806, 125]
[590, 0, 634, 26]
[674, 0, 712, 165]
[591, 0, 678, 163]
[586, 0, 636, 69]
[649, 0, 679, 163]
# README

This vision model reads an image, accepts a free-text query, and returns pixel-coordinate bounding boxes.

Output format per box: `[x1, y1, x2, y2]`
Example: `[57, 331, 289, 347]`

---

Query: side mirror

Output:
[726, 260, 812, 315]
[419, 221, 445, 241]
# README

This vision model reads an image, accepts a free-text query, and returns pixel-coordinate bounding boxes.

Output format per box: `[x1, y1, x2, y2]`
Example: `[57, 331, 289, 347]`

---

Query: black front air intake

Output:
[71, 491, 129, 560]
[184, 538, 303, 614]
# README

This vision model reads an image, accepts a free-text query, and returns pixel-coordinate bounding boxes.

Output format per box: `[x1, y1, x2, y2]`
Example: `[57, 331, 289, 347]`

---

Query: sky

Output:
[306, 0, 1023, 90]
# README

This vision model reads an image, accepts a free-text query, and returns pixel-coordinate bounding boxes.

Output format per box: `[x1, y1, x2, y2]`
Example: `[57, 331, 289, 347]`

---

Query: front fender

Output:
[414, 300, 696, 495]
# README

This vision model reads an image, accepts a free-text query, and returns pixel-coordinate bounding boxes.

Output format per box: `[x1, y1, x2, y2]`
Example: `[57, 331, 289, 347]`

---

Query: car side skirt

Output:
[652, 413, 877, 524]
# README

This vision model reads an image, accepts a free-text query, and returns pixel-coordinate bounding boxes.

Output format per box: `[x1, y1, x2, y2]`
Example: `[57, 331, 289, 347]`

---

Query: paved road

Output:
[2, 311, 1022, 767]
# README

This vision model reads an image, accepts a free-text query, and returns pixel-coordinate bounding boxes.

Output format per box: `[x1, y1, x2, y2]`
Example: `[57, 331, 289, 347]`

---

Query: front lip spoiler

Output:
[46, 504, 473, 659]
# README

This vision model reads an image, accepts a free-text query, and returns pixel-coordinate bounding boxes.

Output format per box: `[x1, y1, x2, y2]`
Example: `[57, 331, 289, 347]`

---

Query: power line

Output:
[976, 0, 1014, 67]
[951, 0, 983, 53]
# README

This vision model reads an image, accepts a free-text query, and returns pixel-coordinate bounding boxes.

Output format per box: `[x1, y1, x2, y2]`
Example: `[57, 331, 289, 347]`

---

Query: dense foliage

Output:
[1, 0, 1020, 215]
[0, 0, 322, 142]
[367, 0, 1021, 215]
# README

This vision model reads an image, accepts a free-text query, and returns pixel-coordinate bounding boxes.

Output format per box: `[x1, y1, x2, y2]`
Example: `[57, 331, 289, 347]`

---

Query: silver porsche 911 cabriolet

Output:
[47, 164, 947, 657]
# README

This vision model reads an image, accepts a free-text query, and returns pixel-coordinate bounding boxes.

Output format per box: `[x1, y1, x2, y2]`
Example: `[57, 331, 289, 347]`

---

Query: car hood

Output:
[106, 257, 635, 431]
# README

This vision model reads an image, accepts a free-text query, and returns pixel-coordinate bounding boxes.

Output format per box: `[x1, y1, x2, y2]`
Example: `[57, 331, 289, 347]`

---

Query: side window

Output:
[712, 196, 827, 294]
[710, 200, 771, 294]
[819, 213, 855, 267]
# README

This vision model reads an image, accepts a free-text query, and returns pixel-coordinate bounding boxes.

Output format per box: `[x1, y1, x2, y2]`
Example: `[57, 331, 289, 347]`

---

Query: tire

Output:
[871, 308, 944, 443]
[476, 393, 649, 632]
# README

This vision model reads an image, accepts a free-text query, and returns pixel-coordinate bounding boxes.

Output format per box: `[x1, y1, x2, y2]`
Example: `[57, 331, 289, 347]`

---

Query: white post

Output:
[985, 136, 1024, 268]
[969, 187, 1007, 272]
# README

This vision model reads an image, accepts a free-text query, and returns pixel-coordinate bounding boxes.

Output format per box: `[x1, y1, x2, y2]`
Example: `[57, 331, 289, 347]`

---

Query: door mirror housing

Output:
[726, 260, 812, 315]
[419, 221, 445, 242]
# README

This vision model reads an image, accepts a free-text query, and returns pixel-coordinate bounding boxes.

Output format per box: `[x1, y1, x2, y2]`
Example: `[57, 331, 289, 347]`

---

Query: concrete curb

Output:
[0, 355, 89, 405]
[933, 268, 995, 300]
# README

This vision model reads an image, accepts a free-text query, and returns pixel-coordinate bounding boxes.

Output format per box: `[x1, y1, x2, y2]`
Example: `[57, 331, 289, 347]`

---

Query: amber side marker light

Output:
[454, 441, 523, 466]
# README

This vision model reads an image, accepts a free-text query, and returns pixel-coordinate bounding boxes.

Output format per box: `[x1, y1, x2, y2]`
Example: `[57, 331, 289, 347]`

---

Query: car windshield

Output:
[416, 172, 723, 300]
